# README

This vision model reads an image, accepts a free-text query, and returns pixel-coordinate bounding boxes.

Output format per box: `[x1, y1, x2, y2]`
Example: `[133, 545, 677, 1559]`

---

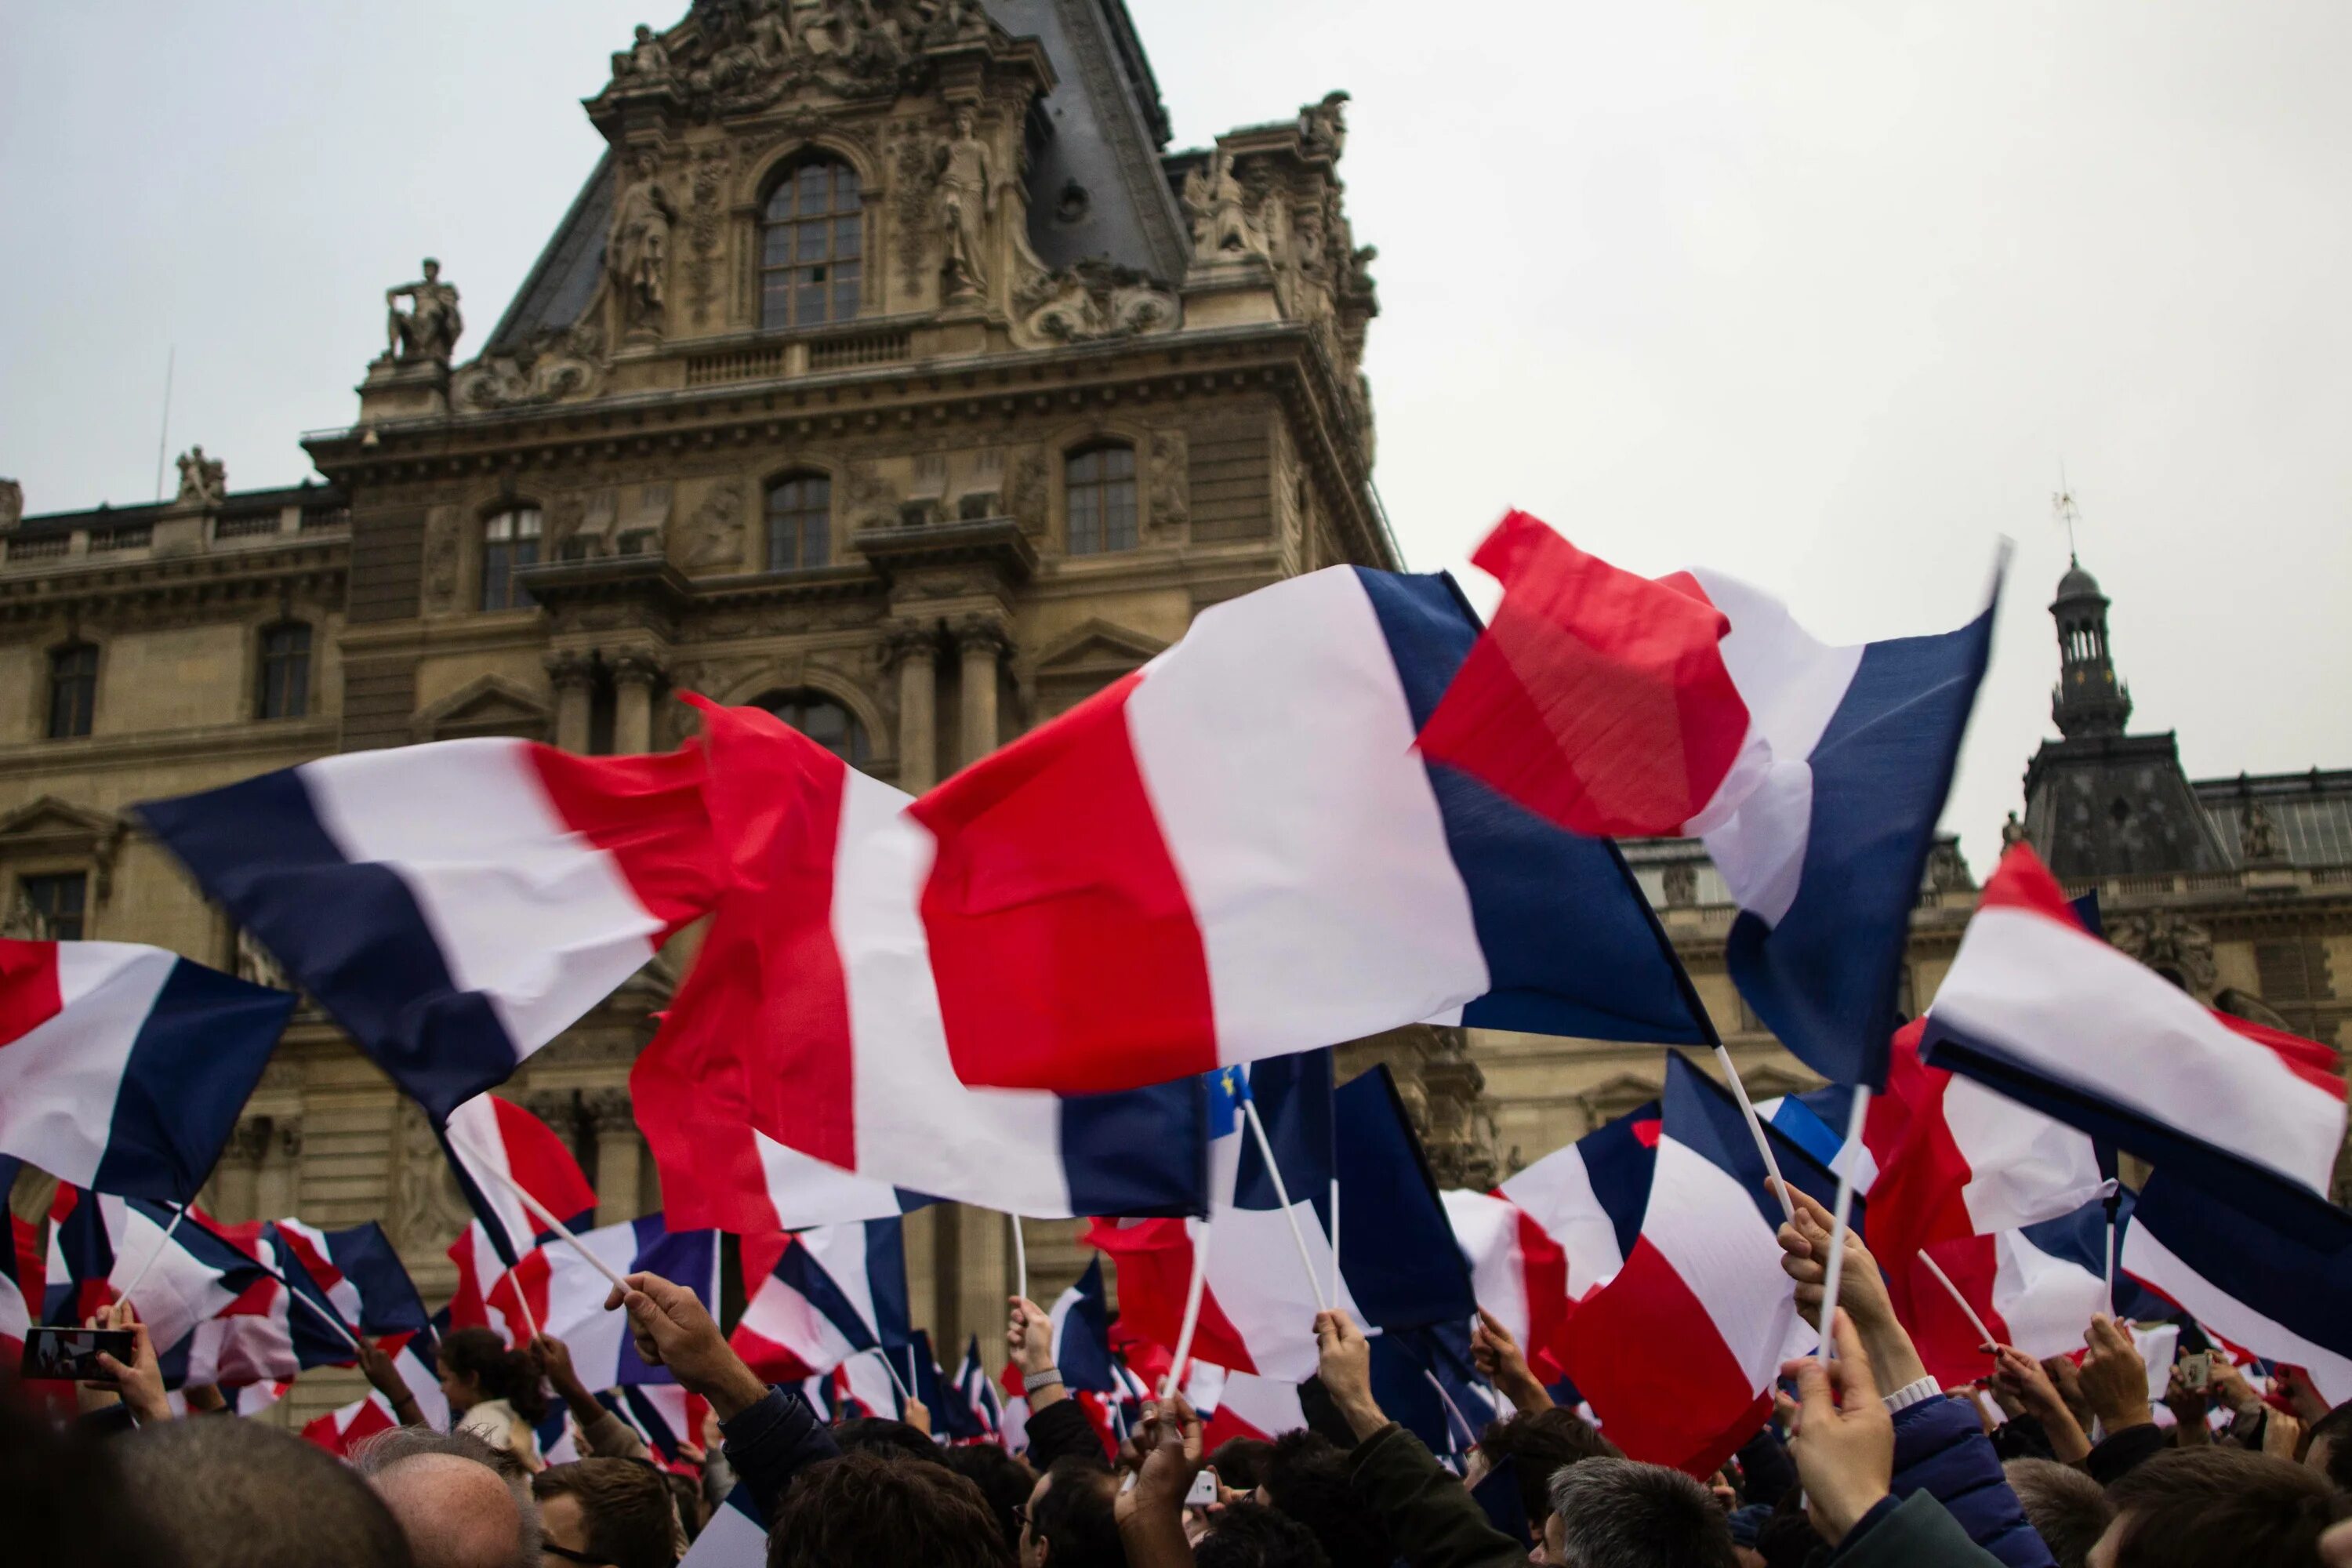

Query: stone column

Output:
[546, 651, 594, 753]
[954, 616, 1011, 769]
[612, 652, 664, 755]
[586, 1090, 642, 1227]
[886, 624, 941, 793]
[217, 1118, 271, 1221]
[256, 1118, 303, 1221]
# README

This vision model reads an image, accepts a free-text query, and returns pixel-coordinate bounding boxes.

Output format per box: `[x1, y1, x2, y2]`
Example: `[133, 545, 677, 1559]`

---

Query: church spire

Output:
[2050, 548, 2132, 738]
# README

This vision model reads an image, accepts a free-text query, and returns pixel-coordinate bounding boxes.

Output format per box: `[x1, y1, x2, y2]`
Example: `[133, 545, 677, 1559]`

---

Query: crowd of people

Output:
[5, 1189, 2348, 1568]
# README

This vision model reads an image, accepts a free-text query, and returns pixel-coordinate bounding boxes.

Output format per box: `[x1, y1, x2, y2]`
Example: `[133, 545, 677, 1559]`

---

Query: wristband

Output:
[1025, 1368, 1064, 1396]
[1880, 1376, 1943, 1414]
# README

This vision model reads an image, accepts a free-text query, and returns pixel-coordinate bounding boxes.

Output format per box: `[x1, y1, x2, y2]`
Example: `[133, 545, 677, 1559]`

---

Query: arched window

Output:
[46, 642, 97, 739]
[1065, 442, 1138, 555]
[766, 474, 833, 572]
[257, 622, 312, 720]
[761, 160, 862, 330]
[758, 688, 870, 767]
[481, 506, 543, 612]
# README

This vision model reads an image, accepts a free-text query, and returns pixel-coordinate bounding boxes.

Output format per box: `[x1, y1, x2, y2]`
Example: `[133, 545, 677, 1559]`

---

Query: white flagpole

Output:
[1814, 1088, 1871, 1365]
[1240, 1092, 1332, 1315]
[1160, 1218, 1213, 1400]
[114, 1200, 194, 1307]
[1713, 1045, 1795, 1224]
[1011, 1214, 1029, 1308]
[1918, 1250, 1998, 1350]
[863, 1345, 915, 1406]
[445, 1128, 629, 1297]
[1327, 1178, 1342, 1305]
[1423, 1369, 1478, 1450]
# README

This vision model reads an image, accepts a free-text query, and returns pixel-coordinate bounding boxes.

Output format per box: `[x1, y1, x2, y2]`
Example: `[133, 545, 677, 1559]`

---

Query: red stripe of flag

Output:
[0, 939, 65, 1051]
[1562, 1236, 1771, 1477]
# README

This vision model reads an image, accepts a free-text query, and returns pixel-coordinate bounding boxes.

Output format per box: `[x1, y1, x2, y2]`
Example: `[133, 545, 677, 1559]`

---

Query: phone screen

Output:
[18, 1327, 135, 1382]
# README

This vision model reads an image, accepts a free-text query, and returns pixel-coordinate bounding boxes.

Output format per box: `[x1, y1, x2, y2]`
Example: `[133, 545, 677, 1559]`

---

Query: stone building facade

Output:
[0, 0, 1445, 1425]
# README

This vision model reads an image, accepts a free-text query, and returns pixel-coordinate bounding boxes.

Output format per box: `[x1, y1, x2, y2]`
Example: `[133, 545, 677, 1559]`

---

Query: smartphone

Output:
[2179, 1350, 2212, 1390]
[1185, 1468, 1219, 1508]
[19, 1327, 135, 1382]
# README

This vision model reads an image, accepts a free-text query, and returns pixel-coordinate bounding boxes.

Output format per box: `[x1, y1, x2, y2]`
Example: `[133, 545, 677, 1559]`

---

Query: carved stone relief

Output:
[1147, 430, 1188, 532]
[841, 458, 898, 531]
[2108, 910, 2219, 998]
[889, 117, 941, 296]
[0, 478, 22, 532]
[685, 143, 734, 328]
[1001, 448, 1047, 535]
[611, 150, 681, 343]
[391, 1098, 474, 1252]
[423, 507, 463, 610]
[681, 478, 750, 571]
[1014, 260, 1178, 344]
[452, 321, 605, 412]
[1180, 149, 1271, 263]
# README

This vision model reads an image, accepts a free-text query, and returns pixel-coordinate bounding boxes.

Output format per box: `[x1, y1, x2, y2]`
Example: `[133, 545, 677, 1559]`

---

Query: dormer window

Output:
[761, 161, 862, 330]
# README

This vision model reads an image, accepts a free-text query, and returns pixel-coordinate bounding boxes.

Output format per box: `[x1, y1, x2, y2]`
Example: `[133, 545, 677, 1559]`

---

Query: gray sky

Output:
[5, 2, 2347, 873]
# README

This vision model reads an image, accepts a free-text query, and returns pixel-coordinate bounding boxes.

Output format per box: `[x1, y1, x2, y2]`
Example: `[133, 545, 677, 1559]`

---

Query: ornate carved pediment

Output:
[597, 0, 993, 125]
[452, 321, 605, 412]
[1012, 260, 1180, 346]
[2107, 909, 2218, 998]
[0, 797, 126, 901]
[1030, 619, 1166, 680]
[412, 674, 552, 743]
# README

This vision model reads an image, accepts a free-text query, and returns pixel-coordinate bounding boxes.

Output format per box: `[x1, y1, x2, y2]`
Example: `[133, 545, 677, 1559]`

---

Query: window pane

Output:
[1105, 480, 1138, 551]
[514, 509, 543, 539]
[802, 514, 829, 568]
[797, 281, 826, 324]
[799, 169, 829, 216]
[486, 512, 512, 542]
[834, 169, 861, 205]
[1103, 447, 1136, 481]
[24, 873, 88, 941]
[1069, 450, 1100, 484]
[797, 223, 827, 263]
[833, 216, 862, 257]
[766, 185, 797, 222]
[1069, 488, 1100, 555]
[482, 546, 508, 610]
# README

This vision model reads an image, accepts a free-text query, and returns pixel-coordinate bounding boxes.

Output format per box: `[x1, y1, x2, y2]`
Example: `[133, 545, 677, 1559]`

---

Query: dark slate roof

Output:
[2194, 769, 2352, 869]
[2023, 731, 2234, 880]
[486, 1, 1184, 353]
[16, 481, 343, 537]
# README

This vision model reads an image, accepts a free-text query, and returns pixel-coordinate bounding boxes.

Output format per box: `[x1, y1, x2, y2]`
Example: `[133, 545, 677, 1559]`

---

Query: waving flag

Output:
[1417, 513, 1998, 1088]
[491, 1214, 718, 1387]
[0, 1157, 41, 1367]
[138, 739, 721, 1123]
[303, 1328, 449, 1457]
[1922, 845, 2347, 1202]
[947, 1334, 1005, 1443]
[442, 1094, 597, 1338]
[1370, 1319, 1504, 1465]
[1, 938, 292, 1201]
[273, 1218, 428, 1340]
[1563, 1054, 1851, 1476]
[2123, 1169, 2352, 1405]
[729, 1218, 909, 1386]
[638, 698, 1210, 1221]
[1899, 1199, 2118, 1388]
[684, 1484, 770, 1568]
[45, 1189, 273, 1359]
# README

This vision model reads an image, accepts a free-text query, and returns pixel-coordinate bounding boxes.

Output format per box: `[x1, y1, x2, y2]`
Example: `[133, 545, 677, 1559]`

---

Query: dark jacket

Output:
[1828, 1492, 2008, 1566]
[719, 1385, 840, 1522]
[1343, 1422, 1526, 1568]
[2084, 1421, 2165, 1485]
[1022, 1396, 1110, 1473]
[1888, 1396, 2056, 1568]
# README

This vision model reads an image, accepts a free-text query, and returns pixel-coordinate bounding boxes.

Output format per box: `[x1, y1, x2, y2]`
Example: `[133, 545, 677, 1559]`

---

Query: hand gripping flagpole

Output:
[1236, 1072, 1333, 1316]
[1813, 1087, 1871, 1366]
[445, 1127, 630, 1299]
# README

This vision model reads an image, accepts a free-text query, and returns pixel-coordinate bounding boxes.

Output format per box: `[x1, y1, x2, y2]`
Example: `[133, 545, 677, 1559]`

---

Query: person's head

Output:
[533, 1459, 677, 1568]
[1472, 1406, 1621, 1531]
[0, 1392, 180, 1566]
[353, 1425, 539, 1568]
[114, 1416, 412, 1568]
[2094, 1447, 2349, 1568]
[436, 1327, 548, 1423]
[2005, 1457, 2114, 1568]
[1543, 1457, 1737, 1568]
[942, 1443, 1036, 1558]
[2308, 1402, 2352, 1494]
[1193, 1500, 1330, 1568]
[666, 1471, 706, 1541]
[1208, 1436, 1274, 1494]
[766, 1450, 1014, 1568]
[422, 258, 440, 280]
[1258, 1430, 1392, 1566]
[1022, 1457, 1123, 1568]
[833, 1415, 951, 1466]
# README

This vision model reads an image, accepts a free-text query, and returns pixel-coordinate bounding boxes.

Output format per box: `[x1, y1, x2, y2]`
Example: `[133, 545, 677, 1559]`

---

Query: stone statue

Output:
[386, 258, 464, 363]
[2001, 811, 2028, 849]
[174, 446, 227, 506]
[235, 927, 291, 992]
[2241, 800, 2285, 863]
[0, 478, 21, 532]
[934, 107, 996, 300]
[1182, 150, 1262, 262]
[1661, 862, 1698, 909]
[615, 22, 672, 78]
[1300, 90, 1349, 159]
[610, 151, 680, 338]
[1, 889, 47, 941]
[2110, 910, 2218, 997]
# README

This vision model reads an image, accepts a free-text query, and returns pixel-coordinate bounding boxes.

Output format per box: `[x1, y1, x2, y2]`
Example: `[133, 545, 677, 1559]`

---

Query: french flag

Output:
[1450, 1099, 1661, 1379]
[0, 1158, 42, 1367]
[1922, 845, 2347, 1202]
[1561, 1053, 1851, 1475]
[682, 1485, 770, 1568]
[869, 563, 1704, 1098]
[729, 1218, 909, 1387]
[1898, 1200, 2116, 1388]
[2123, 1169, 2352, 1406]
[45, 1189, 273, 1359]
[637, 697, 1210, 1223]
[137, 739, 722, 1123]
[272, 1218, 429, 1344]
[1, 938, 293, 1201]
[303, 1329, 450, 1457]
[1417, 513, 1998, 1087]
[1370, 1321, 1505, 1465]
[1091, 1058, 1475, 1385]
[491, 1215, 720, 1387]
[948, 1334, 1006, 1443]
[442, 1094, 597, 1338]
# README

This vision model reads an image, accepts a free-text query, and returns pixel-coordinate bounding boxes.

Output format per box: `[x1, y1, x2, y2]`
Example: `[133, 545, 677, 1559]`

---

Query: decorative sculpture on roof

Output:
[452, 321, 605, 412]
[1299, 90, 1349, 160]
[1182, 149, 1268, 263]
[613, 22, 672, 80]
[386, 259, 464, 364]
[2001, 810, 2028, 849]
[935, 107, 997, 302]
[174, 446, 227, 507]
[610, 151, 680, 340]
[2240, 800, 2286, 864]
[1014, 259, 1178, 343]
[0, 478, 20, 532]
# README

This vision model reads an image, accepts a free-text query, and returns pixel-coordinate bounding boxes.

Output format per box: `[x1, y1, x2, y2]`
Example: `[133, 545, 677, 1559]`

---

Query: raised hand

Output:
[1471, 1306, 1552, 1414]
[1313, 1308, 1385, 1440]
[1780, 1310, 1896, 1547]
[1991, 1344, 2089, 1463]
[2078, 1315, 2154, 1434]
[902, 1395, 931, 1436]
[1116, 1393, 1206, 1566]
[94, 1301, 169, 1426]
[1773, 1180, 1928, 1393]
[603, 1271, 765, 1419]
